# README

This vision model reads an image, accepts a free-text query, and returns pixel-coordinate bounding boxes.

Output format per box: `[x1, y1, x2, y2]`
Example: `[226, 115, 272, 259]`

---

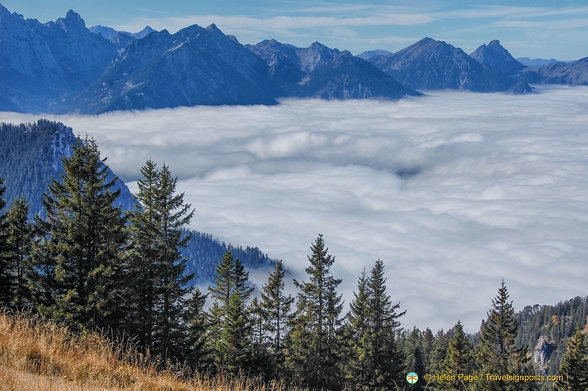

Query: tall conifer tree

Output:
[208, 250, 254, 374]
[555, 328, 588, 390]
[260, 260, 293, 378]
[475, 280, 537, 391]
[31, 137, 128, 333]
[287, 234, 343, 390]
[127, 160, 195, 362]
[0, 178, 9, 306]
[440, 321, 474, 390]
[5, 197, 34, 309]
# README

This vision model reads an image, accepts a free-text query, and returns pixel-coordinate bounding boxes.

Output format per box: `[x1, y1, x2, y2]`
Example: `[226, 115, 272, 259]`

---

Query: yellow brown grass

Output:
[0, 310, 291, 391]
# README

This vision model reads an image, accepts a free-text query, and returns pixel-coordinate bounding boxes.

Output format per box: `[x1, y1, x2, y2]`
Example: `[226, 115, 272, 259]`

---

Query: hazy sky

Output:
[2, 86, 587, 332]
[2, 0, 587, 60]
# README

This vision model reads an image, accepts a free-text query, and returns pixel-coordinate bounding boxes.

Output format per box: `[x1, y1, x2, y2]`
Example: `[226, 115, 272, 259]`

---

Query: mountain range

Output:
[1, 4, 587, 114]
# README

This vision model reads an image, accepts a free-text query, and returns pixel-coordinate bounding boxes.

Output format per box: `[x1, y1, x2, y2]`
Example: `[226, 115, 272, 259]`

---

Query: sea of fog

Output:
[2, 85, 587, 332]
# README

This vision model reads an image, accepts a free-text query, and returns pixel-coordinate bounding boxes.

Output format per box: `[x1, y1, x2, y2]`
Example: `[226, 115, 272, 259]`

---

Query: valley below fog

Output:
[2, 85, 587, 331]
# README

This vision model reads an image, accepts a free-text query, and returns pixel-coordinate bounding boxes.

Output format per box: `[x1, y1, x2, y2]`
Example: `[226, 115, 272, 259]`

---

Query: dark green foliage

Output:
[31, 137, 128, 333]
[475, 280, 538, 391]
[555, 329, 588, 390]
[515, 296, 587, 375]
[185, 288, 212, 371]
[126, 160, 195, 362]
[208, 250, 254, 375]
[429, 329, 452, 375]
[218, 291, 252, 377]
[260, 260, 293, 369]
[344, 260, 405, 391]
[344, 270, 371, 389]
[5, 197, 34, 309]
[182, 231, 274, 285]
[440, 321, 475, 390]
[403, 328, 426, 391]
[0, 178, 8, 306]
[287, 234, 343, 390]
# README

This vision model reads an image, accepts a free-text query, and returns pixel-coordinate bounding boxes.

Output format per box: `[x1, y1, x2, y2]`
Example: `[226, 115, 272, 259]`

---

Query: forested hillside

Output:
[0, 120, 274, 285]
[515, 296, 588, 375]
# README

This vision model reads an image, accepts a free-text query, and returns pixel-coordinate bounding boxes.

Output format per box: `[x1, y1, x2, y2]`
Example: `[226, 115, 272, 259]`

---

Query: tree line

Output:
[0, 136, 586, 390]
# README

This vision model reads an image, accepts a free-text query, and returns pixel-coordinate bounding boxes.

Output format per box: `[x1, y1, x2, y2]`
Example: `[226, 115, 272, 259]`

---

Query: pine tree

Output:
[31, 137, 128, 333]
[185, 288, 211, 371]
[5, 197, 34, 309]
[404, 328, 426, 391]
[475, 280, 537, 391]
[344, 270, 372, 389]
[127, 160, 195, 362]
[287, 234, 343, 390]
[367, 259, 405, 390]
[218, 291, 252, 377]
[260, 260, 293, 361]
[208, 250, 254, 375]
[0, 178, 10, 306]
[440, 321, 474, 390]
[126, 160, 160, 349]
[555, 328, 588, 390]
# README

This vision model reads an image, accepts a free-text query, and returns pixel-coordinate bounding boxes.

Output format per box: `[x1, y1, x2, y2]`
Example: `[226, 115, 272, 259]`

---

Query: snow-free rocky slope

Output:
[0, 5, 118, 112]
[67, 24, 278, 113]
[368, 37, 530, 93]
[469, 40, 526, 76]
[247, 39, 419, 99]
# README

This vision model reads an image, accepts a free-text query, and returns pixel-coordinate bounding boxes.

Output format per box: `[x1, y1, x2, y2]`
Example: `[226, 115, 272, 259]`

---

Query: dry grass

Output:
[0, 310, 290, 391]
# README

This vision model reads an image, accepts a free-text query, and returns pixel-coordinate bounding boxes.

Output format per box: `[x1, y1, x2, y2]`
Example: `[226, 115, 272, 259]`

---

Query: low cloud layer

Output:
[2, 85, 587, 332]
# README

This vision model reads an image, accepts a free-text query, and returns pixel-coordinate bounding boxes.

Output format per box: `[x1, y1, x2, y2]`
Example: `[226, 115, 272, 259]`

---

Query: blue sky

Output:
[3, 1, 588, 61]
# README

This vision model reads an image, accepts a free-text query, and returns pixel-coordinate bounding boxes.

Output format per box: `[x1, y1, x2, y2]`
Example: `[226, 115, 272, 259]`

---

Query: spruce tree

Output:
[31, 137, 128, 333]
[475, 280, 537, 391]
[404, 328, 426, 391]
[555, 328, 588, 390]
[127, 160, 195, 362]
[185, 288, 211, 371]
[440, 321, 474, 390]
[257, 260, 293, 380]
[344, 270, 371, 390]
[0, 178, 9, 306]
[287, 234, 343, 390]
[218, 291, 252, 377]
[208, 250, 254, 374]
[5, 197, 34, 309]
[367, 259, 405, 389]
[260, 260, 293, 358]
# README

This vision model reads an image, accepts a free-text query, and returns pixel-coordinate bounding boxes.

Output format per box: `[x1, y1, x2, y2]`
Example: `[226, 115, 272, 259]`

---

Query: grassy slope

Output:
[0, 311, 285, 391]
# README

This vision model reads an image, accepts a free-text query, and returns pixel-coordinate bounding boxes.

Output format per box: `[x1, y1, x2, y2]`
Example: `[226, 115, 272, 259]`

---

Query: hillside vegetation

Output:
[0, 310, 286, 391]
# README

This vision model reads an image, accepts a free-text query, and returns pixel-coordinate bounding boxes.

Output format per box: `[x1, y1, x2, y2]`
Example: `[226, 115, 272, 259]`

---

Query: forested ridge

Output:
[0, 120, 274, 286]
[0, 121, 586, 390]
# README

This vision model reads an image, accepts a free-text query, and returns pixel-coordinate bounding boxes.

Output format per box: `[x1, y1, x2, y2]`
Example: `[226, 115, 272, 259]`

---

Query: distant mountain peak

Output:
[64, 9, 85, 27]
[134, 25, 156, 39]
[470, 39, 525, 75]
[206, 23, 221, 32]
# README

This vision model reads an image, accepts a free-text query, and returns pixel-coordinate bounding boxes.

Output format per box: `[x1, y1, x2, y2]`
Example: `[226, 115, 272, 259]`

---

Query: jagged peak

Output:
[134, 25, 156, 39]
[206, 23, 221, 33]
[65, 9, 85, 26]
[488, 39, 501, 46]
[56, 9, 86, 30]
